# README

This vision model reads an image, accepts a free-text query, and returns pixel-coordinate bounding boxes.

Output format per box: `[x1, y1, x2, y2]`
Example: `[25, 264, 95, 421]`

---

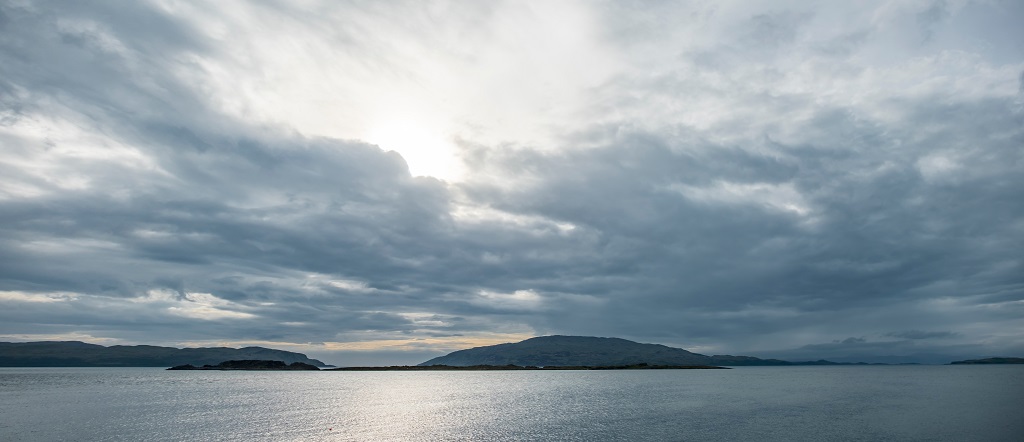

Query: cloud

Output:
[916, 0, 950, 43]
[885, 330, 959, 340]
[1, 1, 1022, 365]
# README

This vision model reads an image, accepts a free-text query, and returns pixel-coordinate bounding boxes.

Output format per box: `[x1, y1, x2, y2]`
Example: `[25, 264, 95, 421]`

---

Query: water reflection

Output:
[0, 366, 1021, 441]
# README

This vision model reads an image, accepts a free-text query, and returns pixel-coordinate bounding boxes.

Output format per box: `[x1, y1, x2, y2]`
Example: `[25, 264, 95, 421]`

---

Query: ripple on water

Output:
[0, 366, 1021, 441]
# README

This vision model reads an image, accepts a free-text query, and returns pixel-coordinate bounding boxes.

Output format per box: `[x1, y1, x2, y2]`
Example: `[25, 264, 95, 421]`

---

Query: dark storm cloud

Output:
[0, 2, 463, 338]
[1, 1, 1022, 364]
[456, 93, 1023, 343]
[446, 1, 1024, 356]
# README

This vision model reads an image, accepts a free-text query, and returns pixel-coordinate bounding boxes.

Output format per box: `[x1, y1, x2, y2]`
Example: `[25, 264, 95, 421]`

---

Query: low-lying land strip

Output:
[168, 360, 320, 370]
[330, 363, 730, 371]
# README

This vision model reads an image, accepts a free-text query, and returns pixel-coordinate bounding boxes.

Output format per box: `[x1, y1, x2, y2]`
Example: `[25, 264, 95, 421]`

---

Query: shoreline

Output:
[329, 363, 731, 371]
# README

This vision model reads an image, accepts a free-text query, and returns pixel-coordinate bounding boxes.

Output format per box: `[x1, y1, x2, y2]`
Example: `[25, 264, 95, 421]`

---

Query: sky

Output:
[1, 0, 1022, 366]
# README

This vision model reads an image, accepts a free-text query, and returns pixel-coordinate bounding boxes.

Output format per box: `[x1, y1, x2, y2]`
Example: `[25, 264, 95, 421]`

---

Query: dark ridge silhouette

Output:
[0, 341, 328, 367]
[949, 357, 1024, 365]
[418, 335, 876, 367]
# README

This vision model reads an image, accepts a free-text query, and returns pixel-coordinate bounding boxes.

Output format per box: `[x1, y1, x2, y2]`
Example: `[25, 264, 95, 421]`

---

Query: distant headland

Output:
[0, 341, 329, 367]
[949, 357, 1024, 365]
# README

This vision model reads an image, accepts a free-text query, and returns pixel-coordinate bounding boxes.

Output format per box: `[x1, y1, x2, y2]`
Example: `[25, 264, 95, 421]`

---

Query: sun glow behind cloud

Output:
[365, 117, 463, 181]
[148, 0, 618, 183]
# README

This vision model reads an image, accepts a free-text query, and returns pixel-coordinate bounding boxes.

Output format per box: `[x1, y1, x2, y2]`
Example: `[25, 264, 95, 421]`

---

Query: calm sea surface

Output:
[1, 365, 1021, 441]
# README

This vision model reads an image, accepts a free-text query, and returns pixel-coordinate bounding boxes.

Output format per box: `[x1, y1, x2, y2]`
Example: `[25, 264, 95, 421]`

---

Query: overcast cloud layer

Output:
[1, 0, 1022, 365]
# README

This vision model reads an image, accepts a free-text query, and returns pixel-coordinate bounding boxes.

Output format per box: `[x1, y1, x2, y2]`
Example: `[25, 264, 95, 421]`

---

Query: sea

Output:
[0, 365, 1021, 441]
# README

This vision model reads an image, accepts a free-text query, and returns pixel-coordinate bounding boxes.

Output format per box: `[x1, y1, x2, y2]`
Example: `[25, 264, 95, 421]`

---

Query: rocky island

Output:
[167, 360, 321, 370]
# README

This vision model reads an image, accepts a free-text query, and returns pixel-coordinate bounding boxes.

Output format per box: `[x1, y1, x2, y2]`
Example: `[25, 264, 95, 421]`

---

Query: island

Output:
[417, 335, 860, 367]
[949, 357, 1024, 365]
[167, 360, 321, 370]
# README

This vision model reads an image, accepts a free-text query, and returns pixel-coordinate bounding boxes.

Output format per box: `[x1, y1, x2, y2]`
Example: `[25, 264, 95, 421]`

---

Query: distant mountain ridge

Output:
[0, 341, 328, 367]
[949, 357, 1024, 365]
[418, 335, 860, 367]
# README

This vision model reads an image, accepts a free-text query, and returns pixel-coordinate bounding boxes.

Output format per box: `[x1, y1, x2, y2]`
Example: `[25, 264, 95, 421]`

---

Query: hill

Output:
[0, 341, 328, 367]
[418, 335, 802, 367]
